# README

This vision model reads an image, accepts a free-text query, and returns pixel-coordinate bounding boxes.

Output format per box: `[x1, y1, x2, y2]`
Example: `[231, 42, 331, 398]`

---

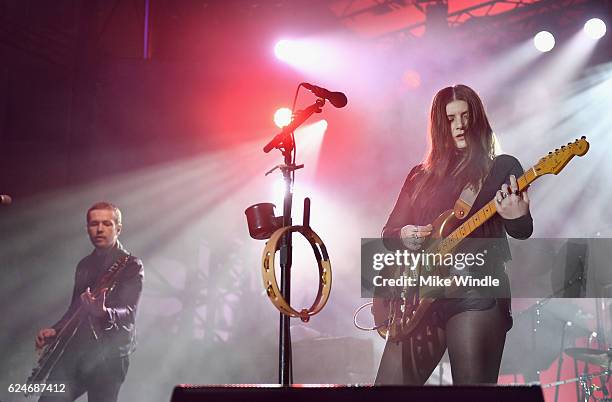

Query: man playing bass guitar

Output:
[35, 202, 144, 402]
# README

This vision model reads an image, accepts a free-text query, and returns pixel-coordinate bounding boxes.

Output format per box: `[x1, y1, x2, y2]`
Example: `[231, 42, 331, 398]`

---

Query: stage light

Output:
[274, 39, 319, 65]
[273, 38, 330, 71]
[318, 120, 328, 132]
[584, 18, 606, 39]
[274, 107, 292, 128]
[533, 31, 555, 52]
[274, 40, 294, 61]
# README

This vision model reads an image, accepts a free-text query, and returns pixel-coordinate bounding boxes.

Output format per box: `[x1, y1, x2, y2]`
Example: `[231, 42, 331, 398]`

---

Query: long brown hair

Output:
[411, 84, 496, 202]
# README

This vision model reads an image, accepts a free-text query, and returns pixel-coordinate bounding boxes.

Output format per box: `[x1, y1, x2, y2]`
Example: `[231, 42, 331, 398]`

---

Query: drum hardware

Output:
[565, 347, 612, 369]
[563, 347, 612, 401]
[537, 370, 611, 402]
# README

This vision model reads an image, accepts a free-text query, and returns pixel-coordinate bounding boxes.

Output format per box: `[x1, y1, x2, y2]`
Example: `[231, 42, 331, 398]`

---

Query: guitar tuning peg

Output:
[548, 151, 552, 155]
[555, 148, 559, 151]
[567, 142, 571, 145]
[581, 136, 586, 139]
[561, 146, 566, 149]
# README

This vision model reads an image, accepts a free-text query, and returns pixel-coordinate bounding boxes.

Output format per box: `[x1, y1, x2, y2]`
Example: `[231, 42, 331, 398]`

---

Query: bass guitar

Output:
[25, 254, 132, 396]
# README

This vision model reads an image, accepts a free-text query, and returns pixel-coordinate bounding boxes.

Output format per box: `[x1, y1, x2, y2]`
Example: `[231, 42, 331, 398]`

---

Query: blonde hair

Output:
[86, 201, 122, 225]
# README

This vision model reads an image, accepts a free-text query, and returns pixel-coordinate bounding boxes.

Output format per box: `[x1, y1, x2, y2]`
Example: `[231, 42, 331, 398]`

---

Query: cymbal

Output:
[565, 348, 612, 368]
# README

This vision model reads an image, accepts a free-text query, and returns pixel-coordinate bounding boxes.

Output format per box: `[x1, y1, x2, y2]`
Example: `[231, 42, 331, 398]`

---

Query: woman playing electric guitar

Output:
[373, 84, 533, 384]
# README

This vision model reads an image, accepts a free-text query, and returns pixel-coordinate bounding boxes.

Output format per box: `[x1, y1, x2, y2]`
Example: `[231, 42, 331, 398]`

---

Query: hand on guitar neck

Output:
[495, 174, 530, 220]
[35, 328, 56, 351]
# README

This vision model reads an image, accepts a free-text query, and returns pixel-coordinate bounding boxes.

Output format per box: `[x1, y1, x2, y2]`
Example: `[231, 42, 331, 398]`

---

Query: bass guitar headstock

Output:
[534, 136, 589, 176]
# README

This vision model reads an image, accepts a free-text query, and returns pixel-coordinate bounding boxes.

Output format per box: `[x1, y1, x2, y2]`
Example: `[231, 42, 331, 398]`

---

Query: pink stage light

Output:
[274, 40, 295, 62]
[273, 38, 325, 69]
[274, 107, 292, 128]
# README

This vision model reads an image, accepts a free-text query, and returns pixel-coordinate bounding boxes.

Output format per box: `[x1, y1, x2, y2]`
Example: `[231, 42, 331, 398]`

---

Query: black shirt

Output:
[383, 154, 533, 256]
[381, 154, 534, 328]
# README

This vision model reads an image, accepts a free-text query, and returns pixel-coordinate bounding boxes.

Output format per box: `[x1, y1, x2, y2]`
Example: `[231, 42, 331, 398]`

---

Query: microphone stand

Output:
[263, 99, 324, 385]
[278, 142, 293, 386]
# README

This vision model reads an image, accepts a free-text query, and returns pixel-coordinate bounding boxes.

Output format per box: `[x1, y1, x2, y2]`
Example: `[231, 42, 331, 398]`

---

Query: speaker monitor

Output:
[171, 384, 544, 402]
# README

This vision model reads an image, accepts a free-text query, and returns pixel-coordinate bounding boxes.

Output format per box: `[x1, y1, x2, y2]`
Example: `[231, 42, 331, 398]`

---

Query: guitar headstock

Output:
[534, 136, 589, 176]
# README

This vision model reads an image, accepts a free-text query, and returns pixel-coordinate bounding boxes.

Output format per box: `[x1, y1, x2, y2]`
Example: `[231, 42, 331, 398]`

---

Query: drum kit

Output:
[539, 347, 611, 402]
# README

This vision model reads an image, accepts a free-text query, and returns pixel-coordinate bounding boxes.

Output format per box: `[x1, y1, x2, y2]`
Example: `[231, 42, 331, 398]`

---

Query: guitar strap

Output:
[453, 180, 482, 220]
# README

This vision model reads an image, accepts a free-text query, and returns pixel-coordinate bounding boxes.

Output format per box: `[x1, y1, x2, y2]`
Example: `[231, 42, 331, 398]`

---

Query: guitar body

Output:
[375, 137, 590, 343]
[376, 209, 461, 342]
[432, 209, 461, 239]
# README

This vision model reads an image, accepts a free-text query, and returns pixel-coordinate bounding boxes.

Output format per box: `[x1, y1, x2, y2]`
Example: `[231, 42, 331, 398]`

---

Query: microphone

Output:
[302, 83, 347, 108]
[1, 194, 12, 205]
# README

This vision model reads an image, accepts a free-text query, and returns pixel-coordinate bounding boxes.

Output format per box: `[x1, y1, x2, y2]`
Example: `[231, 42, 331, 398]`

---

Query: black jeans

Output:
[38, 345, 129, 402]
[375, 300, 507, 384]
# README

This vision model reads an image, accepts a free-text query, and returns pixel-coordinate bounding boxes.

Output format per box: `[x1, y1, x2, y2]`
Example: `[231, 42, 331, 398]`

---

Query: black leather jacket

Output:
[52, 242, 144, 358]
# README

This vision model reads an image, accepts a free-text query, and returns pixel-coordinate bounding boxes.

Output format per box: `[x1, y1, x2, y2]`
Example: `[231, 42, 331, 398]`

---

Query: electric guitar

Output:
[376, 137, 589, 342]
[25, 254, 132, 396]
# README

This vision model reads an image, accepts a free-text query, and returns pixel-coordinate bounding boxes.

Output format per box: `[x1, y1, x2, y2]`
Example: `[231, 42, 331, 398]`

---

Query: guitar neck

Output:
[45, 256, 129, 347]
[437, 166, 539, 254]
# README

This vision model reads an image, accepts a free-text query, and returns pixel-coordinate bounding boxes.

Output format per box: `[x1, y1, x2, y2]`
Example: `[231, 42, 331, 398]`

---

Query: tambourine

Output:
[262, 225, 331, 321]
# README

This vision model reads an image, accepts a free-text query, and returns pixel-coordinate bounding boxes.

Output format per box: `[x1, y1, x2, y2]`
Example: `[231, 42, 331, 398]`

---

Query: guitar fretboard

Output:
[435, 166, 539, 255]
